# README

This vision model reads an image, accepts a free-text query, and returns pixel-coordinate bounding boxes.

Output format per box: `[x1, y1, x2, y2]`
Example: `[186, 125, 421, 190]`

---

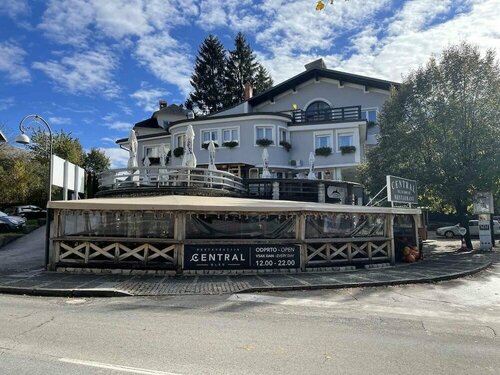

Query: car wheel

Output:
[444, 231, 454, 238]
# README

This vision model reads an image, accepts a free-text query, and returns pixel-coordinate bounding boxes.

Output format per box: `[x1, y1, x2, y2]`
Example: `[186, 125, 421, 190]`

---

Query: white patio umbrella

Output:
[261, 147, 271, 178]
[182, 125, 197, 168]
[207, 140, 217, 171]
[307, 151, 317, 180]
[127, 129, 138, 169]
[159, 143, 170, 167]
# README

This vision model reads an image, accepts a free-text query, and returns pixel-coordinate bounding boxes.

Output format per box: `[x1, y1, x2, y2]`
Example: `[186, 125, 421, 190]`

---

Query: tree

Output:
[188, 35, 227, 114]
[224, 32, 259, 106]
[253, 63, 274, 95]
[83, 148, 110, 198]
[83, 148, 110, 174]
[29, 129, 84, 166]
[363, 42, 500, 248]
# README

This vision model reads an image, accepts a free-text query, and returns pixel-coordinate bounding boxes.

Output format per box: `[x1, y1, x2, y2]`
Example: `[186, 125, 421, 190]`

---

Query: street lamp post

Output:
[16, 115, 53, 270]
[0, 130, 7, 143]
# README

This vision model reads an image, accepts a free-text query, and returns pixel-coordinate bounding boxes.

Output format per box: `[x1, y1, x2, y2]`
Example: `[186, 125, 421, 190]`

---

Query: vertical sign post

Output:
[473, 192, 494, 251]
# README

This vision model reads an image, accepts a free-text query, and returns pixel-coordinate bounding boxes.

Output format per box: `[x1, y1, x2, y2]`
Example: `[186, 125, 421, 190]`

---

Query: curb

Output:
[0, 286, 132, 297]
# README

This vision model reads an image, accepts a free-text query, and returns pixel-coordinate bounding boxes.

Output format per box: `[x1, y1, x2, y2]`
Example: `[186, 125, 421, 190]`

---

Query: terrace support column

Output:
[272, 182, 280, 200]
[175, 212, 186, 275]
[413, 214, 420, 250]
[298, 214, 307, 272]
[387, 214, 396, 265]
[318, 183, 325, 203]
[48, 210, 60, 271]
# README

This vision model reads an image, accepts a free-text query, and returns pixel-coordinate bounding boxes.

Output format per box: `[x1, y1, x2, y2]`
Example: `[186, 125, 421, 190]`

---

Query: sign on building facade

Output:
[386, 175, 418, 204]
[184, 245, 300, 270]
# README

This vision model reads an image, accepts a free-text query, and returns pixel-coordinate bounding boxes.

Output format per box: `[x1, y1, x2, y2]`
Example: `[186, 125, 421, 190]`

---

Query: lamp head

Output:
[0, 130, 7, 143]
[15, 133, 30, 145]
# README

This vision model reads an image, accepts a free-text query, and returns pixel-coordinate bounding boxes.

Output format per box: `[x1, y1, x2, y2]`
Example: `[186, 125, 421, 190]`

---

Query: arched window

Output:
[305, 101, 331, 121]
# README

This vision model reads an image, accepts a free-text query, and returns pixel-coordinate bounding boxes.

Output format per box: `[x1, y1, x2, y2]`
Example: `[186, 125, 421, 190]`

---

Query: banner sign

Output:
[386, 175, 418, 204]
[478, 214, 493, 250]
[473, 192, 494, 214]
[184, 244, 300, 270]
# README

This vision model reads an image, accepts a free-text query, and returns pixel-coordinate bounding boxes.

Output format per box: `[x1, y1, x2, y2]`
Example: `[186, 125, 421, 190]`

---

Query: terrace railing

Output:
[291, 105, 361, 124]
[99, 166, 247, 196]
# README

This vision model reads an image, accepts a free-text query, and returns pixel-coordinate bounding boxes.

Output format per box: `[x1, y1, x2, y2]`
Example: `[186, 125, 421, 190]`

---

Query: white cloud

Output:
[134, 32, 193, 96]
[107, 121, 132, 131]
[0, 41, 31, 83]
[98, 147, 129, 168]
[0, 98, 15, 111]
[196, 0, 261, 31]
[32, 48, 120, 98]
[48, 117, 71, 125]
[100, 137, 117, 144]
[0, 0, 30, 18]
[131, 86, 169, 112]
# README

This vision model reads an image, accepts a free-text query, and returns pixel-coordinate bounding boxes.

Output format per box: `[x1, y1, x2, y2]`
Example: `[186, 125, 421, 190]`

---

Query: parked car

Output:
[436, 220, 500, 238]
[4, 205, 47, 220]
[0, 211, 27, 232]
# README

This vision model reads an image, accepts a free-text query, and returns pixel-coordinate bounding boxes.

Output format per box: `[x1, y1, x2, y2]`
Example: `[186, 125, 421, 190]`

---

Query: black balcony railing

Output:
[291, 105, 361, 123]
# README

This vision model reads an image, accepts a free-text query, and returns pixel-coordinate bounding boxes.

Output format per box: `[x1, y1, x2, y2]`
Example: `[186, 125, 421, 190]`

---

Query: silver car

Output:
[436, 220, 500, 238]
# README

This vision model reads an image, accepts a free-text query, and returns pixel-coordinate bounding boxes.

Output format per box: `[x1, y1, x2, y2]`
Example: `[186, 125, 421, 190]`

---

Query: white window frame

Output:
[200, 128, 220, 149]
[221, 126, 240, 147]
[142, 144, 161, 166]
[278, 126, 288, 147]
[254, 125, 275, 146]
[361, 107, 378, 122]
[313, 130, 333, 150]
[174, 134, 185, 148]
[336, 130, 355, 152]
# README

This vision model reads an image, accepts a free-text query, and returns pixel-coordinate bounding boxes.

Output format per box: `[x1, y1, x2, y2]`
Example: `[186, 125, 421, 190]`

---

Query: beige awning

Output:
[48, 195, 421, 215]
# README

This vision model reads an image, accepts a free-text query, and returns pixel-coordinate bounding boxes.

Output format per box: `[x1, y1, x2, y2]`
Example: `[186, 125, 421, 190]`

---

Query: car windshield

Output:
[0, 211, 7, 217]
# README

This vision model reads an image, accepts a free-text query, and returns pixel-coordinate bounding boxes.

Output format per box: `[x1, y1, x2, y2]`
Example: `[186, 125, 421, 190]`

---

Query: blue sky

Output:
[1, 0, 498, 167]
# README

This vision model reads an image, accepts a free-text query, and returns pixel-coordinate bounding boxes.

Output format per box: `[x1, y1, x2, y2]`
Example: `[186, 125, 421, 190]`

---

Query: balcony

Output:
[291, 105, 361, 124]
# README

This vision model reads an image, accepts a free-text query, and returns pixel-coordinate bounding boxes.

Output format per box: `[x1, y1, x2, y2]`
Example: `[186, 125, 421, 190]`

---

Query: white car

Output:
[436, 220, 500, 238]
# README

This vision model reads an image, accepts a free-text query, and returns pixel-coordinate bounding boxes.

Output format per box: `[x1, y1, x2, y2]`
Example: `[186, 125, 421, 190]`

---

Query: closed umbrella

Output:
[159, 143, 170, 167]
[208, 140, 217, 171]
[308, 151, 317, 180]
[127, 129, 138, 169]
[261, 147, 271, 178]
[182, 125, 197, 168]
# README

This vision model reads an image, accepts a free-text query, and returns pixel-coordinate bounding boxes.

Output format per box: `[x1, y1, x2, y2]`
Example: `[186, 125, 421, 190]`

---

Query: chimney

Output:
[305, 58, 327, 71]
[159, 100, 167, 109]
[244, 82, 253, 101]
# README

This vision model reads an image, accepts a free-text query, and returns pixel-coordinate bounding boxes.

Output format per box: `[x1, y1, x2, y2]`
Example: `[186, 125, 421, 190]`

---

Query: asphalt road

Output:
[1, 260, 499, 375]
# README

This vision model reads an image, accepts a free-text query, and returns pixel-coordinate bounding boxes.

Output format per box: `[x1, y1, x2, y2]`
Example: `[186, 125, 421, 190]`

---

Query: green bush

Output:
[201, 142, 219, 149]
[222, 141, 239, 148]
[279, 141, 292, 151]
[340, 145, 356, 154]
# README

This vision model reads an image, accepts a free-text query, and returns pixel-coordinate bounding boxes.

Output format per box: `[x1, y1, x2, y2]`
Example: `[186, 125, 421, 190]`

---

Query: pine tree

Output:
[254, 64, 274, 95]
[224, 32, 259, 106]
[188, 35, 227, 114]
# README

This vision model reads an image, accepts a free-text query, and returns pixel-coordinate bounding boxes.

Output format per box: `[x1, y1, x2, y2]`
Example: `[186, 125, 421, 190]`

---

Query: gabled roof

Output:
[248, 67, 399, 107]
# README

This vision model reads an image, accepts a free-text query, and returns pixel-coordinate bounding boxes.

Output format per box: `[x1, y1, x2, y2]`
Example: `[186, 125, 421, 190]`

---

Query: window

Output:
[256, 126, 273, 141]
[279, 128, 288, 143]
[175, 134, 185, 148]
[222, 128, 239, 143]
[338, 133, 353, 148]
[361, 109, 377, 122]
[305, 101, 331, 121]
[201, 130, 218, 144]
[315, 134, 331, 148]
[143, 146, 160, 165]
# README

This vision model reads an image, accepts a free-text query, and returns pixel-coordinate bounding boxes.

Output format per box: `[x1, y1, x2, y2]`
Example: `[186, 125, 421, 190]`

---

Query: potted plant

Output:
[290, 159, 297, 167]
[173, 147, 184, 157]
[201, 142, 219, 149]
[315, 147, 332, 156]
[222, 141, 239, 148]
[256, 138, 273, 147]
[367, 121, 376, 128]
[279, 140, 292, 152]
[340, 145, 356, 154]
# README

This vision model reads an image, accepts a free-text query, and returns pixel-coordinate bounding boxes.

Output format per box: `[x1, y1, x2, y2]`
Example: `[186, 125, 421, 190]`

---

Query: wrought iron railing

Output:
[99, 166, 247, 195]
[291, 105, 361, 123]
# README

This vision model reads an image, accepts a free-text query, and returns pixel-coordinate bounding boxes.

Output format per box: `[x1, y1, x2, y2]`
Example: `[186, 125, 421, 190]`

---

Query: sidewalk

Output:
[0, 238, 496, 297]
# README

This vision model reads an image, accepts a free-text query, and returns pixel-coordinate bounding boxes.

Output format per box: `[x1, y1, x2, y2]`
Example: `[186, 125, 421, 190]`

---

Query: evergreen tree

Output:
[188, 35, 227, 114]
[254, 63, 274, 95]
[224, 32, 259, 106]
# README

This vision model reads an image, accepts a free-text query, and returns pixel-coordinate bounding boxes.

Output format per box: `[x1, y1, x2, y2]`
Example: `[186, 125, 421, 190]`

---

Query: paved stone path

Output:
[0, 248, 495, 296]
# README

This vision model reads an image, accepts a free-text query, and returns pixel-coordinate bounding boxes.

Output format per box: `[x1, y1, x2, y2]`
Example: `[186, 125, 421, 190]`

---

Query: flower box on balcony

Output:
[367, 121, 376, 128]
[222, 141, 239, 148]
[340, 145, 356, 154]
[315, 147, 332, 157]
[173, 147, 184, 157]
[279, 141, 292, 152]
[201, 142, 219, 149]
[256, 138, 273, 147]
